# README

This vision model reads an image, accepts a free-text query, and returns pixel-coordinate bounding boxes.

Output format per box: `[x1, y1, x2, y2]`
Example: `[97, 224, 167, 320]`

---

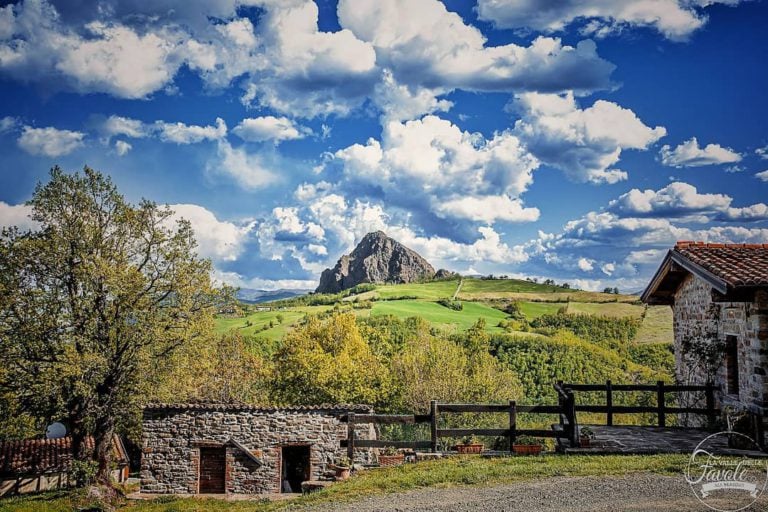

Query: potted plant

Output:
[455, 435, 484, 454]
[512, 436, 543, 455]
[579, 426, 596, 448]
[332, 456, 351, 480]
[377, 446, 405, 467]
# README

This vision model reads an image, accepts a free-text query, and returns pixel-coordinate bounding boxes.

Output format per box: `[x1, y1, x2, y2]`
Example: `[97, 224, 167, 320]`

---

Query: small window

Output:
[725, 335, 739, 396]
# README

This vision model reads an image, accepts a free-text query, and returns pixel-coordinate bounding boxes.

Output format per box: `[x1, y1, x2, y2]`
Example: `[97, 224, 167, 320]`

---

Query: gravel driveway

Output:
[303, 473, 767, 512]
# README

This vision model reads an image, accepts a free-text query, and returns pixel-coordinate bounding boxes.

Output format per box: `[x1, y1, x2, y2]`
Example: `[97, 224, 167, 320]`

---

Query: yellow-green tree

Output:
[0, 167, 216, 483]
[154, 331, 271, 405]
[271, 312, 393, 407]
[392, 327, 521, 413]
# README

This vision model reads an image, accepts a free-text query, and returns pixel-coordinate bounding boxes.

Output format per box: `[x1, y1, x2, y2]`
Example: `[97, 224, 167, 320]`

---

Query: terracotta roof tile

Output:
[0, 436, 127, 477]
[674, 242, 768, 288]
[143, 402, 373, 413]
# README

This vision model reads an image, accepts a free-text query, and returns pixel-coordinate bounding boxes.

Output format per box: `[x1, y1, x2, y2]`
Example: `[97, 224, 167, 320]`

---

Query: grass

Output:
[518, 301, 563, 319]
[369, 300, 509, 333]
[372, 279, 461, 300]
[635, 306, 674, 345]
[0, 454, 688, 512]
[566, 302, 645, 318]
[214, 306, 331, 342]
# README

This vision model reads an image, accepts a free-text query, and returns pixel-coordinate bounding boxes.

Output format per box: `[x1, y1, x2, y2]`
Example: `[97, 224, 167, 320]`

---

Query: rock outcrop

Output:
[316, 231, 436, 294]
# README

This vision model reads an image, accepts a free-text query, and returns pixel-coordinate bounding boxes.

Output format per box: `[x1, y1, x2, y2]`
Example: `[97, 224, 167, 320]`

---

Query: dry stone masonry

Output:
[141, 404, 374, 495]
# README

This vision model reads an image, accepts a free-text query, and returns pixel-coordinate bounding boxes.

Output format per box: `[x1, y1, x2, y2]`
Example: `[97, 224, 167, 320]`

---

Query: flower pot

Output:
[334, 466, 351, 480]
[513, 444, 542, 455]
[579, 437, 591, 448]
[378, 454, 405, 467]
[455, 443, 484, 454]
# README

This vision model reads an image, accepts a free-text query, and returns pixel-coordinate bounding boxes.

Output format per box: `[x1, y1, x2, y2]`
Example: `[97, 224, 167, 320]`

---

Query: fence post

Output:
[657, 381, 666, 427]
[430, 400, 438, 453]
[606, 379, 613, 426]
[705, 383, 716, 429]
[567, 390, 578, 447]
[508, 400, 517, 452]
[347, 412, 355, 461]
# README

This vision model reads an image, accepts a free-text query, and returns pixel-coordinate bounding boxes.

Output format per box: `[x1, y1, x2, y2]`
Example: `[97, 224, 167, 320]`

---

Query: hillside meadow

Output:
[216, 277, 672, 346]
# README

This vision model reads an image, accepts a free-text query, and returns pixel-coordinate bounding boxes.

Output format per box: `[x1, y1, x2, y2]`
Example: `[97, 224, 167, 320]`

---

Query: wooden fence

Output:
[342, 395, 578, 457]
[558, 380, 719, 427]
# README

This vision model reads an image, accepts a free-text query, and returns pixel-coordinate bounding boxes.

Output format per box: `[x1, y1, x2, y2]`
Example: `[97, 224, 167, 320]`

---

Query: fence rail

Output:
[342, 396, 576, 457]
[559, 380, 718, 427]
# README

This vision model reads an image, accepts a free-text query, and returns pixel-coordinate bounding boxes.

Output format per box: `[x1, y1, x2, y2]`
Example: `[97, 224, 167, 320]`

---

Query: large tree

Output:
[0, 167, 216, 483]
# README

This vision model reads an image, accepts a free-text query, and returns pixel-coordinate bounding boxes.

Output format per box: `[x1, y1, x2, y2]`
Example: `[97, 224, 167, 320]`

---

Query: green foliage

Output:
[271, 312, 394, 408]
[391, 319, 521, 413]
[490, 331, 663, 404]
[503, 301, 526, 320]
[69, 459, 98, 487]
[437, 298, 463, 311]
[628, 343, 675, 375]
[530, 313, 640, 354]
[0, 167, 216, 480]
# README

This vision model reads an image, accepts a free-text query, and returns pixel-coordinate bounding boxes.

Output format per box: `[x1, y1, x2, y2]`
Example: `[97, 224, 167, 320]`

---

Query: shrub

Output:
[69, 459, 98, 487]
[437, 298, 463, 311]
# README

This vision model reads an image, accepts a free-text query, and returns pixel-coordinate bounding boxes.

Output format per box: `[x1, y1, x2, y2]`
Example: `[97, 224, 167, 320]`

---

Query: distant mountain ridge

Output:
[236, 288, 311, 304]
[316, 231, 436, 294]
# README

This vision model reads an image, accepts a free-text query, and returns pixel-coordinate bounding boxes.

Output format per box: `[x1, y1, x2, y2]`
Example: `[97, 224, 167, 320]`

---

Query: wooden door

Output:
[199, 447, 226, 493]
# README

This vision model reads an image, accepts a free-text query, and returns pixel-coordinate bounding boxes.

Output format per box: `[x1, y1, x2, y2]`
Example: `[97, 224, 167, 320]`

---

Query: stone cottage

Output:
[641, 242, 768, 430]
[141, 403, 375, 495]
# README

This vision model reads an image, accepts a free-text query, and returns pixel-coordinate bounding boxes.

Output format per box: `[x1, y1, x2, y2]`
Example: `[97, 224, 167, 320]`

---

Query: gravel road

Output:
[303, 473, 767, 512]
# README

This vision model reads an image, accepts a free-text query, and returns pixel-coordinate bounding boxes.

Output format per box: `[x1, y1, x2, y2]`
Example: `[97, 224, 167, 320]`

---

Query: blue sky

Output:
[1, 0, 767, 292]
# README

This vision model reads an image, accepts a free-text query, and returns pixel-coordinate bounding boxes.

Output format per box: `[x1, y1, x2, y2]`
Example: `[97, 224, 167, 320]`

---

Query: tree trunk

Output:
[93, 416, 115, 485]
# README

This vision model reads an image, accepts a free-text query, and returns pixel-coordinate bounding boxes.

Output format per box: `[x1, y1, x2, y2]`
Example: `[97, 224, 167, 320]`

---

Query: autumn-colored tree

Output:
[0, 167, 216, 483]
[392, 325, 521, 413]
[154, 331, 271, 405]
[271, 312, 393, 407]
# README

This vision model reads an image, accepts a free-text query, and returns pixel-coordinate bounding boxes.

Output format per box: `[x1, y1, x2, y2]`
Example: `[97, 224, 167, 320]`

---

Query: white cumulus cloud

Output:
[512, 92, 666, 184]
[156, 117, 226, 144]
[475, 0, 743, 40]
[659, 137, 741, 167]
[17, 125, 85, 157]
[232, 116, 310, 143]
[168, 203, 254, 263]
[114, 140, 132, 156]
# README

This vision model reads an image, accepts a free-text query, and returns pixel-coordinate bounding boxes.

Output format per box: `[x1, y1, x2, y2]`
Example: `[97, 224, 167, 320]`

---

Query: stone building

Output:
[641, 242, 768, 429]
[141, 403, 375, 495]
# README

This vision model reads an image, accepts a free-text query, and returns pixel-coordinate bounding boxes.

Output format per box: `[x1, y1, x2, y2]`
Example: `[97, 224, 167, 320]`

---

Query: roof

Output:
[641, 241, 768, 304]
[0, 435, 128, 477]
[143, 402, 374, 414]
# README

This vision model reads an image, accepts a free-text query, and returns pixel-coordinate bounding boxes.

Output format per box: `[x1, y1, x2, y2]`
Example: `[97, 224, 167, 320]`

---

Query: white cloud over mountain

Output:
[333, 115, 540, 224]
[659, 137, 741, 167]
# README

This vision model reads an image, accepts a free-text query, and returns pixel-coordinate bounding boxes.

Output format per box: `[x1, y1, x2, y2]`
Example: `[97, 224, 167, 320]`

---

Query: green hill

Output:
[215, 277, 672, 352]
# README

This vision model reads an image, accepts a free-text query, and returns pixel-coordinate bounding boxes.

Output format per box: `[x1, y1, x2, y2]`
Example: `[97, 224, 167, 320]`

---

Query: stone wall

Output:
[141, 405, 374, 494]
[673, 275, 768, 424]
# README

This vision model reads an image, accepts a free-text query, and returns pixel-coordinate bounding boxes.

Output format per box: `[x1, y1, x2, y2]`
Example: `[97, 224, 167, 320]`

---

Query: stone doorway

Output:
[198, 447, 226, 493]
[281, 445, 310, 493]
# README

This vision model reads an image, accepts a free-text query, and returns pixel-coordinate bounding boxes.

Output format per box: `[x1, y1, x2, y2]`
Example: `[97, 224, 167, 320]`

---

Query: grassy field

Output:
[366, 279, 461, 300]
[566, 302, 645, 318]
[368, 300, 509, 333]
[635, 306, 674, 345]
[0, 454, 687, 512]
[517, 301, 563, 319]
[215, 306, 331, 341]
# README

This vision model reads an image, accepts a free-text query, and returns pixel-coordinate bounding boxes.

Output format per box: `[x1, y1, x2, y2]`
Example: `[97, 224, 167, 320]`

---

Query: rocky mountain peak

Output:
[315, 232, 436, 294]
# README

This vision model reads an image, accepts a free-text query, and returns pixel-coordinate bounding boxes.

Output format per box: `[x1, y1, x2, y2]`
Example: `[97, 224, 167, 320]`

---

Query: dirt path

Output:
[303, 473, 767, 511]
[452, 278, 463, 301]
